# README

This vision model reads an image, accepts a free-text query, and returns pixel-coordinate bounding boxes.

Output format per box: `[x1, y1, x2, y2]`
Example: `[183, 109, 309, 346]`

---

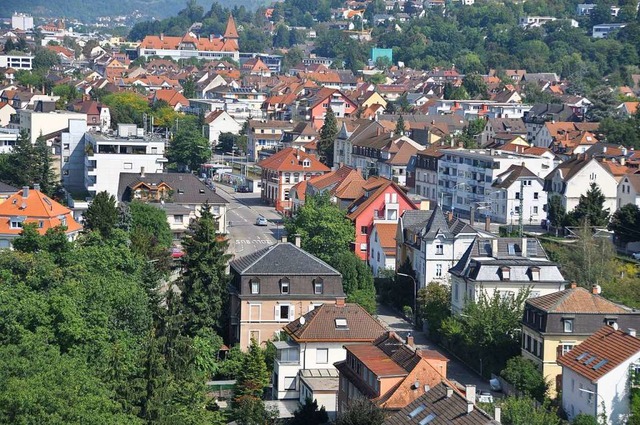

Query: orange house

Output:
[346, 178, 418, 260]
[307, 88, 358, 130]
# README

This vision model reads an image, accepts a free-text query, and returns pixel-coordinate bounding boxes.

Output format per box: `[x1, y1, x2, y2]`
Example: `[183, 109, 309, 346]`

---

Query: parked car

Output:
[632, 252, 640, 260]
[477, 391, 494, 404]
[235, 185, 251, 193]
[489, 378, 502, 392]
[255, 216, 268, 226]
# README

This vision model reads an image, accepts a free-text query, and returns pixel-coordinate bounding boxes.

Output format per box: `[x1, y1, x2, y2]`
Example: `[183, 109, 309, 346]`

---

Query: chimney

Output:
[592, 284, 601, 295]
[521, 237, 527, 257]
[22, 186, 29, 198]
[491, 238, 499, 256]
[160, 33, 164, 40]
[377, 127, 381, 136]
[485, 216, 491, 232]
[629, 328, 637, 337]
[603, 146, 607, 153]
[467, 402, 474, 414]
[336, 297, 346, 307]
[494, 406, 501, 423]
[33, 183, 40, 191]
[294, 234, 301, 247]
[446, 387, 454, 398]
[447, 211, 453, 222]
[281, 236, 287, 243]
[465, 385, 476, 405]
[570, 280, 577, 289]
[407, 334, 415, 348]
[140, 166, 145, 178]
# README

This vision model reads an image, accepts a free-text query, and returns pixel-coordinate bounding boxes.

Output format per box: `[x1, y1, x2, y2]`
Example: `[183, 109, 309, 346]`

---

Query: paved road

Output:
[376, 303, 496, 394]
[218, 185, 284, 259]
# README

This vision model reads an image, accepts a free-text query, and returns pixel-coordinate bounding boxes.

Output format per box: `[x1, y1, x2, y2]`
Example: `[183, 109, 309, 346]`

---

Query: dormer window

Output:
[500, 266, 511, 281]
[530, 267, 540, 281]
[280, 277, 290, 294]
[302, 159, 311, 167]
[250, 278, 260, 294]
[314, 278, 323, 294]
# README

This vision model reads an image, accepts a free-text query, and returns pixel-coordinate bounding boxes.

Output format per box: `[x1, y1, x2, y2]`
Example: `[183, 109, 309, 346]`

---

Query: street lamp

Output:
[578, 388, 605, 421]
[397, 272, 417, 326]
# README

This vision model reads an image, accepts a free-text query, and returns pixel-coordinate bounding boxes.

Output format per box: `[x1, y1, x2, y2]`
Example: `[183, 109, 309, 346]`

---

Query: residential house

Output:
[533, 121, 599, 152]
[545, 156, 618, 215]
[490, 164, 548, 225]
[478, 117, 527, 148]
[18, 108, 86, 143]
[617, 102, 638, 117]
[335, 332, 448, 413]
[153, 89, 190, 111]
[347, 178, 418, 260]
[396, 207, 485, 288]
[559, 326, 640, 423]
[592, 23, 627, 38]
[449, 237, 567, 314]
[247, 120, 295, 161]
[0, 185, 82, 248]
[523, 282, 640, 396]
[413, 148, 445, 202]
[383, 382, 499, 425]
[228, 241, 346, 349]
[137, 15, 240, 62]
[523, 104, 583, 146]
[304, 166, 365, 204]
[204, 110, 241, 147]
[333, 119, 386, 168]
[258, 147, 330, 213]
[273, 302, 386, 419]
[302, 87, 358, 130]
[281, 122, 318, 151]
[369, 222, 398, 276]
[0, 101, 16, 127]
[69, 99, 110, 132]
[617, 173, 640, 209]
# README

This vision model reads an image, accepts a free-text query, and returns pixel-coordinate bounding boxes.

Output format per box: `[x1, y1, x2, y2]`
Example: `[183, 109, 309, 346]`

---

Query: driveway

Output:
[376, 303, 493, 393]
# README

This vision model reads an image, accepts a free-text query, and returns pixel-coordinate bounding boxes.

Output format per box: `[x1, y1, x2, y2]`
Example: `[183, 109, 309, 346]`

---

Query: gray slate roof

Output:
[230, 242, 341, 276]
[117, 172, 228, 205]
[384, 382, 497, 425]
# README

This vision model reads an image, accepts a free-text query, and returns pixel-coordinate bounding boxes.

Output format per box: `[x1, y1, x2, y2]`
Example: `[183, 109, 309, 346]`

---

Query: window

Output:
[314, 278, 323, 294]
[280, 278, 290, 294]
[515, 192, 520, 200]
[284, 376, 296, 390]
[278, 304, 292, 321]
[454, 282, 459, 301]
[316, 348, 329, 364]
[564, 319, 574, 333]
[284, 173, 290, 183]
[63, 156, 69, 163]
[361, 226, 368, 235]
[251, 279, 260, 294]
[63, 143, 70, 150]
[561, 344, 574, 355]
[38, 220, 44, 228]
[435, 264, 442, 277]
[124, 162, 133, 170]
[284, 189, 290, 201]
[530, 267, 540, 281]
[174, 215, 183, 224]
[533, 206, 539, 214]
[501, 267, 511, 280]
[360, 243, 367, 252]
[435, 243, 443, 255]
[534, 192, 539, 200]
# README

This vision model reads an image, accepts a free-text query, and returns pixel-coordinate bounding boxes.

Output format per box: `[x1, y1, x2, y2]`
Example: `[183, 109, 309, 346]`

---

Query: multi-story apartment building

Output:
[228, 241, 346, 349]
[247, 120, 296, 161]
[413, 148, 444, 201]
[18, 109, 86, 143]
[522, 282, 640, 396]
[437, 148, 554, 219]
[490, 164, 548, 225]
[0, 54, 34, 70]
[449, 237, 567, 314]
[84, 124, 167, 196]
[427, 100, 532, 120]
[333, 119, 384, 168]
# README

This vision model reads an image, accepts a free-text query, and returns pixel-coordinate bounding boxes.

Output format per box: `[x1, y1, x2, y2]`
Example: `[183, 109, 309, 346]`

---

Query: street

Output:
[218, 185, 284, 259]
[376, 303, 496, 395]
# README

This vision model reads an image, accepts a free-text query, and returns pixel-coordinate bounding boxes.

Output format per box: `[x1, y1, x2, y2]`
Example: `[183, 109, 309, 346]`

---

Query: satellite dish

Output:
[299, 316, 306, 325]
[612, 322, 619, 331]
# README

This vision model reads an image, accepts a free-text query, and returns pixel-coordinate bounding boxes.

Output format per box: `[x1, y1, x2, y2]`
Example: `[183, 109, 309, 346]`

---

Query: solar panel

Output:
[408, 405, 426, 419]
[593, 359, 609, 370]
[584, 356, 598, 366]
[419, 413, 437, 425]
[576, 352, 589, 361]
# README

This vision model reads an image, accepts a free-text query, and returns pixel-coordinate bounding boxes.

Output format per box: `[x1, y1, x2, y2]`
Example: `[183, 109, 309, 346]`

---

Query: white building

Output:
[437, 148, 555, 219]
[369, 222, 397, 276]
[396, 207, 485, 288]
[617, 174, 640, 209]
[0, 54, 34, 70]
[11, 13, 34, 31]
[204, 110, 242, 147]
[559, 326, 640, 424]
[545, 157, 618, 214]
[18, 109, 86, 143]
[592, 23, 627, 38]
[449, 237, 566, 314]
[272, 303, 386, 420]
[491, 165, 548, 225]
[84, 124, 167, 196]
[427, 100, 532, 120]
[60, 118, 89, 193]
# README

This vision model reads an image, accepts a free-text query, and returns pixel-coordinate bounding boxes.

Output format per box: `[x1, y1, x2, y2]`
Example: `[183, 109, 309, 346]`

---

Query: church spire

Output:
[224, 15, 239, 40]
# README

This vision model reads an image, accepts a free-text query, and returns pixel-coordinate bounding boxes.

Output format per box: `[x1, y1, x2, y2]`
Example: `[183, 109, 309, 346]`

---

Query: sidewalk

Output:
[376, 303, 492, 393]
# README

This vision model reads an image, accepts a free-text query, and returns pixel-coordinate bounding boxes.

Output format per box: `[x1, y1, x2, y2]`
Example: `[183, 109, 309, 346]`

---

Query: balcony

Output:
[274, 341, 300, 366]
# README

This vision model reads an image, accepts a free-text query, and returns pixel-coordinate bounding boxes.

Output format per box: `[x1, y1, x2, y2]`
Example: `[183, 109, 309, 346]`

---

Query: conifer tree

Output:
[83, 191, 118, 239]
[319, 106, 338, 167]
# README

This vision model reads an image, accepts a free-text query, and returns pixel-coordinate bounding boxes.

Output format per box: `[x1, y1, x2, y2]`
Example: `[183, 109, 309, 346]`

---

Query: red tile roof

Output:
[374, 223, 397, 253]
[558, 326, 640, 383]
[527, 287, 629, 313]
[257, 147, 330, 172]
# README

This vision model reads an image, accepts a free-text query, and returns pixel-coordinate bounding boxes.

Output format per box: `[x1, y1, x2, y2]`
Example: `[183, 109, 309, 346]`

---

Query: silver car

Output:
[255, 216, 268, 226]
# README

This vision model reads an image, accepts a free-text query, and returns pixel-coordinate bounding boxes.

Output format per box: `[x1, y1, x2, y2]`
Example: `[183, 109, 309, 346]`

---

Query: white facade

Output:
[0, 54, 33, 70]
[562, 353, 640, 424]
[138, 47, 239, 62]
[206, 111, 242, 146]
[368, 225, 396, 276]
[428, 100, 532, 119]
[19, 110, 86, 143]
[84, 132, 167, 196]
[11, 13, 34, 30]
[546, 159, 618, 214]
[437, 149, 554, 217]
[60, 118, 88, 192]
[491, 174, 548, 225]
[617, 175, 640, 209]
[592, 23, 627, 38]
